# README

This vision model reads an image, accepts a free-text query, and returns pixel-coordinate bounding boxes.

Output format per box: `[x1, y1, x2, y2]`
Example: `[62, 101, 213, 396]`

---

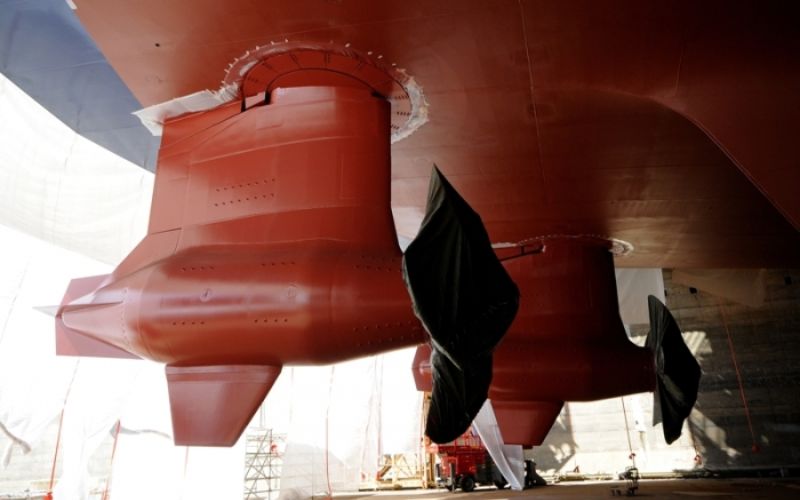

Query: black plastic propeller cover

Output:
[646, 295, 702, 444]
[403, 166, 519, 443]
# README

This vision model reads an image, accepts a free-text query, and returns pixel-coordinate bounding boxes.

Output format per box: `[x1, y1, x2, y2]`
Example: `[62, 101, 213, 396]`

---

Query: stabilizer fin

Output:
[166, 364, 281, 446]
[646, 295, 701, 444]
[60, 274, 110, 305]
[403, 166, 519, 443]
[55, 318, 139, 359]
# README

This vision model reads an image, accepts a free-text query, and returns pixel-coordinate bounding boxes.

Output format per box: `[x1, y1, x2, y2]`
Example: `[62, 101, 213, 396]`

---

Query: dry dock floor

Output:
[336, 479, 800, 499]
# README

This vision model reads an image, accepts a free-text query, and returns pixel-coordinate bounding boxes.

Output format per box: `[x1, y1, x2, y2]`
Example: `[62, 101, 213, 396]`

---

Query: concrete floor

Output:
[335, 479, 800, 499]
[4, 478, 799, 499]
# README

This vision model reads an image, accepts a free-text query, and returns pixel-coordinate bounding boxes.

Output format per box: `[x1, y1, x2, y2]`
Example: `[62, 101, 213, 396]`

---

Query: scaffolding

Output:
[359, 392, 435, 491]
[244, 428, 285, 500]
[370, 453, 427, 490]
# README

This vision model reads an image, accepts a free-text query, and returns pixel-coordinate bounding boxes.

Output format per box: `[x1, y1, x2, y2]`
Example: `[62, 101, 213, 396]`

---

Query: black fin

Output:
[403, 166, 519, 443]
[646, 295, 701, 444]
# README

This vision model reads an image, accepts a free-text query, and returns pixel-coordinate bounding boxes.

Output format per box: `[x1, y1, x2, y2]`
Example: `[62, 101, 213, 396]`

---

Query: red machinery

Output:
[431, 428, 504, 492]
[430, 427, 545, 492]
[56, 80, 425, 446]
[56, 47, 698, 449]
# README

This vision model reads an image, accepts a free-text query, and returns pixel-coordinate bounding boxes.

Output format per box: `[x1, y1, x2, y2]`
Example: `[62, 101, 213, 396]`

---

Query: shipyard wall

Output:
[534, 269, 800, 476]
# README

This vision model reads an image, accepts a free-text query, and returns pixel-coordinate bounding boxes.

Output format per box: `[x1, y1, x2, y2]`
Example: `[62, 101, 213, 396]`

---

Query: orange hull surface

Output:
[69, 0, 800, 268]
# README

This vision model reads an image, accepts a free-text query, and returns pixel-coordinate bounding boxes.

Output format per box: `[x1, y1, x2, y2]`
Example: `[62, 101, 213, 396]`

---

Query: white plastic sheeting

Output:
[616, 268, 665, 325]
[109, 412, 246, 500]
[0, 72, 153, 265]
[1, 67, 154, 497]
[133, 85, 238, 136]
[272, 348, 422, 500]
[0, 224, 109, 458]
[0, 170, 246, 500]
[0, 70, 247, 499]
[472, 401, 525, 490]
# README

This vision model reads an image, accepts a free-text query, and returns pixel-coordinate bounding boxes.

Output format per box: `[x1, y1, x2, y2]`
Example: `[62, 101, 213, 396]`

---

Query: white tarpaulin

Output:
[274, 348, 422, 500]
[0, 217, 249, 500]
[1, 70, 248, 499]
[616, 268, 665, 325]
[472, 401, 525, 490]
[0, 72, 153, 265]
[0, 225, 109, 457]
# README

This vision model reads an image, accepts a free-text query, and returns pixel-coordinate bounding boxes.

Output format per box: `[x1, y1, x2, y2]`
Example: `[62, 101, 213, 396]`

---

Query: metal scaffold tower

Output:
[244, 428, 285, 500]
